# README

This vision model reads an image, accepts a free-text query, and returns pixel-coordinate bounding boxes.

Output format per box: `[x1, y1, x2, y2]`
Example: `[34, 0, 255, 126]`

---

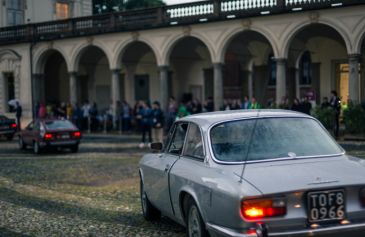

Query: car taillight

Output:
[242, 198, 286, 220]
[44, 133, 53, 140]
[11, 123, 17, 129]
[73, 131, 81, 138]
[361, 189, 365, 207]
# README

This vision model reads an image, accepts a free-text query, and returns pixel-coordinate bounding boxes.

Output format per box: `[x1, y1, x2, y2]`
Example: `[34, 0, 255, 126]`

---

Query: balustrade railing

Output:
[0, 0, 362, 45]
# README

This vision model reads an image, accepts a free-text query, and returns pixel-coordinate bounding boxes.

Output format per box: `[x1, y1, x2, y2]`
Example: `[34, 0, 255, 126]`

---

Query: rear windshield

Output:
[210, 117, 343, 163]
[44, 120, 75, 130]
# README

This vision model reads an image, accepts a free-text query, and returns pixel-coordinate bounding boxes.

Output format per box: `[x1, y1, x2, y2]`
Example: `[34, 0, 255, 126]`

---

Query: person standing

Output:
[81, 100, 91, 131]
[248, 97, 261, 109]
[139, 101, 153, 148]
[152, 101, 164, 143]
[330, 90, 341, 138]
[121, 101, 132, 132]
[166, 97, 178, 132]
[15, 101, 22, 131]
[301, 96, 312, 115]
[242, 96, 251, 109]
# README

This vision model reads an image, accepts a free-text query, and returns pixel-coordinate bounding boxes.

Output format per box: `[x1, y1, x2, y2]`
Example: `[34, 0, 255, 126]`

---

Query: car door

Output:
[146, 122, 189, 217]
[22, 121, 34, 145]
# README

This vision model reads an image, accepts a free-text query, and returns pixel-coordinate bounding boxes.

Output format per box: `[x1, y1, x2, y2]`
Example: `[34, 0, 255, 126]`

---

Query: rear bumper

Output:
[207, 222, 365, 237]
[0, 130, 15, 135]
[40, 140, 79, 147]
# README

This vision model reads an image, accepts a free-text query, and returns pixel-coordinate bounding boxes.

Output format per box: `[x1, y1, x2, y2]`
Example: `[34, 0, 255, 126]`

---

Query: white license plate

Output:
[307, 189, 346, 223]
[61, 134, 70, 139]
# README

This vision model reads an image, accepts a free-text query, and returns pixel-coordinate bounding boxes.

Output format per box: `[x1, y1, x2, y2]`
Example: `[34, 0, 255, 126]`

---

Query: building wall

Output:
[0, 5, 365, 118]
[0, 0, 92, 27]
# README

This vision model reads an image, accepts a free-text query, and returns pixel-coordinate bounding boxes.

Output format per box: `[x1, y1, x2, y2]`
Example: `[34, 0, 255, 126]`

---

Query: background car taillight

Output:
[11, 123, 17, 129]
[361, 188, 365, 207]
[241, 198, 286, 220]
[44, 133, 53, 140]
[72, 131, 81, 138]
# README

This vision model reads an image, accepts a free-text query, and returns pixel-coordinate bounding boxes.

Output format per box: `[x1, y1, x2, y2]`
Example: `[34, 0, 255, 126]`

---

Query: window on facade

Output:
[56, 2, 70, 19]
[300, 51, 312, 85]
[184, 124, 204, 160]
[6, 0, 24, 26]
[268, 54, 276, 86]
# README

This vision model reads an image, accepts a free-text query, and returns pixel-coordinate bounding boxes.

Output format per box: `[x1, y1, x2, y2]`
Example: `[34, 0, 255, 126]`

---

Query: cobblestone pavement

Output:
[0, 135, 185, 237]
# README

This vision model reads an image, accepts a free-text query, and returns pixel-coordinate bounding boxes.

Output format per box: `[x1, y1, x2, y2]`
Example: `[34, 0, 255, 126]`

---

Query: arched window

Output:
[268, 54, 276, 86]
[300, 51, 312, 85]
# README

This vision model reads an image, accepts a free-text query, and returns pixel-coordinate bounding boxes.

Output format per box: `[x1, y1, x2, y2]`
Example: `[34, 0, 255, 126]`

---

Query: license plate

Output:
[307, 189, 346, 223]
[61, 134, 70, 139]
[0, 125, 8, 129]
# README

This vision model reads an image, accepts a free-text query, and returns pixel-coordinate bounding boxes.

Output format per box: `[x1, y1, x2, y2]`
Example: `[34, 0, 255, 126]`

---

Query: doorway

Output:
[135, 75, 149, 101]
[3, 73, 15, 112]
[337, 64, 349, 107]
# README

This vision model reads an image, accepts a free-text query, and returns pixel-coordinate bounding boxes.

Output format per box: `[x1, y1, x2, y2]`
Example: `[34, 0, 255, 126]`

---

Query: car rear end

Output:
[0, 115, 17, 140]
[207, 114, 365, 237]
[39, 120, 81, 151]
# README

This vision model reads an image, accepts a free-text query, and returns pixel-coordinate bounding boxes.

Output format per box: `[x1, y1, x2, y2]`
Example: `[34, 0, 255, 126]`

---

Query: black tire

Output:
[33, 141, 41, 154]
[186, 199, 209, 237]
[140, 179, 161, 221]
[6, 135, 13, 141]
[18, 137, 26, 150]
[70, 145, 79, 153]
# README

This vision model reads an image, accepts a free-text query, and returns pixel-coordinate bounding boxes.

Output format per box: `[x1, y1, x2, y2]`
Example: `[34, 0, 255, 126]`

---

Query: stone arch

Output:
[354, 29, 365, 54]
[70, 41, 112, 72]
[0, 49, 22, 112]
[112, 38, 160, 69]
[162, 33, 214, 66]
[33, 47, 69, 74]
[216, 26, 279, 63]
[281, 20, 351, 58]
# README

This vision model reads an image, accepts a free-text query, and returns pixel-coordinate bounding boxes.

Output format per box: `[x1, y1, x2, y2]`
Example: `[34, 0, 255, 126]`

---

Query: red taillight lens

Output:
[44, 133, 53, 140]
[242, 198, 286, 220]
[11, 123, 17, 129]
[73, 131, 81, 138]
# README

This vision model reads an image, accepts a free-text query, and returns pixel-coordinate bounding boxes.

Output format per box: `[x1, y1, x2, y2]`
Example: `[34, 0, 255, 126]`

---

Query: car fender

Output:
[178, 185, 208, 226]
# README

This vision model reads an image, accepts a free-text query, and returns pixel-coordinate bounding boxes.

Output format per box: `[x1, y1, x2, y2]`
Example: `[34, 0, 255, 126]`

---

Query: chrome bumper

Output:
[207, 222, 365, 237]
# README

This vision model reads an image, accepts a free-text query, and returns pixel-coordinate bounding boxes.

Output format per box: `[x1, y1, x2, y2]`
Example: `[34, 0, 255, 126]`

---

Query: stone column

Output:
[295, 67, 300, 99]
[159, 65, 169, 111]
[69, 72, 78, 104]
[348, 54, 361, 104]
[275, 58, 287, 105]
[111, 69, 121, 126]
[0, 72, 5, 113]
[124, 64, 136, 103]
[248, 70, 253, 99]
[213, 63, 224, 111]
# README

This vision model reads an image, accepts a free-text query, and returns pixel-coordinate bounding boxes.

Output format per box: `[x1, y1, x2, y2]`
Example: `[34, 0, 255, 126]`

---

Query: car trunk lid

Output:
[241, 155, 365, 195]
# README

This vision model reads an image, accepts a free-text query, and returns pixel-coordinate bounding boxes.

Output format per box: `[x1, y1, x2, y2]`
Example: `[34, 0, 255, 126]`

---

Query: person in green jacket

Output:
[249, 97, 261, 109]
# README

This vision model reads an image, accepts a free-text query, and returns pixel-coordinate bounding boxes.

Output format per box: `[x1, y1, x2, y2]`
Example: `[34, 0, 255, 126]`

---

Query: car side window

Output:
[168, 123, 188, 155]
[184, 123, 205, 160]
[27, 122, 34, 130]
[33, 122, 40, 131]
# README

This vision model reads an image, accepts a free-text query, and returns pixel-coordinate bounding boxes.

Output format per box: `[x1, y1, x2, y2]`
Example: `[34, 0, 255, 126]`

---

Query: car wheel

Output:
[140, 179, 161, 221]
[33, 141, 41, 154]
[187, 199, 208, 237]
[70, 145, 79, 153]
[18, 137, 26, 150]
[6, 135, 13, 141]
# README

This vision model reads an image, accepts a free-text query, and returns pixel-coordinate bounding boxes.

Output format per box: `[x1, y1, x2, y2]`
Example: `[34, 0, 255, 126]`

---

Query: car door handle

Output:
[164, 164, 170, 173]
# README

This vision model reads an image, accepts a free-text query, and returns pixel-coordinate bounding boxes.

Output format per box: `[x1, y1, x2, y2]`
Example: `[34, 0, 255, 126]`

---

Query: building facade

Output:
[0, 0, 365, 119]
[0, 0, 92, 27]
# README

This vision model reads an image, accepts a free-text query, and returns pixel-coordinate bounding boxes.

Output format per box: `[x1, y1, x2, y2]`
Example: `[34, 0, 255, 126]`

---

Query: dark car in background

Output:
[18, 119, 81, 154]
[0, 115, 17, 140]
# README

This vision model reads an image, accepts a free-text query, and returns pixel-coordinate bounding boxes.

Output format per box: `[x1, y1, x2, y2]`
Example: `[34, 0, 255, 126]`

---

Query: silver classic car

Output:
[139, 110, 365, 237]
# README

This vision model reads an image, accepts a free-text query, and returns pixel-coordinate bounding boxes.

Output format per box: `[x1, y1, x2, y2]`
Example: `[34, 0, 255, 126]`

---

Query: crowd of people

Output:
[31, 90, 342, 146]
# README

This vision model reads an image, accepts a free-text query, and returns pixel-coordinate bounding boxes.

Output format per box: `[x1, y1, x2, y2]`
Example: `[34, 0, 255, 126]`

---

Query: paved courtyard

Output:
[0, 135, 184, 237]
[0, 134, 365, 237]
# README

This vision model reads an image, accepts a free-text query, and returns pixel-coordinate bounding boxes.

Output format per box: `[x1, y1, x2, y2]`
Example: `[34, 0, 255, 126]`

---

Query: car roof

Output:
[178, 109, 312, 129]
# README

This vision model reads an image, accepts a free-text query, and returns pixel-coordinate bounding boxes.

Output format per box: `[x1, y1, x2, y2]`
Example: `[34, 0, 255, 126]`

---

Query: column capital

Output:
[110, 68, 121, 73]
[348, 54, 361, 61]
[158, 65, 169, 71]
[274, 58, 287, 64]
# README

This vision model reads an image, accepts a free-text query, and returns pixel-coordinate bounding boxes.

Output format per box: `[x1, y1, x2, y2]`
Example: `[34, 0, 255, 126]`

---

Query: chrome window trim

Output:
[182, 122, 206, 162]
[207, 115, 346, 165]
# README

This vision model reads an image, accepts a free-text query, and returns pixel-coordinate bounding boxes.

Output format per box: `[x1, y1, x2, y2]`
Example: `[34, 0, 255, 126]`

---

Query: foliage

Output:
[93, 0, 166, 14]
[311, 106, 336, 130]
[343, 104, 365, 134]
